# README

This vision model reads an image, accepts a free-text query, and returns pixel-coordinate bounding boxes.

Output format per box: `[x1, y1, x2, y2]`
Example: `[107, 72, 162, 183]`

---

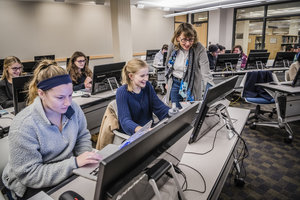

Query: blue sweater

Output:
[116, 81, 169, 135]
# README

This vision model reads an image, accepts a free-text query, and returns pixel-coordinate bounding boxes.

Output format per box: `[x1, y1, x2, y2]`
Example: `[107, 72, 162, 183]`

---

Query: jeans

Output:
[170, 78, 183, 109]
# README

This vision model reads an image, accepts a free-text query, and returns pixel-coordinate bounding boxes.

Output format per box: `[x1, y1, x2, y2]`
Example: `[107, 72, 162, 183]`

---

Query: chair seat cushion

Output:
[245, 97, 275, 104]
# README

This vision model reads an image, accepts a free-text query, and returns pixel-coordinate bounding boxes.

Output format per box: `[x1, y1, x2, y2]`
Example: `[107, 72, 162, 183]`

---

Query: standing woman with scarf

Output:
[165, 23, 213, 108]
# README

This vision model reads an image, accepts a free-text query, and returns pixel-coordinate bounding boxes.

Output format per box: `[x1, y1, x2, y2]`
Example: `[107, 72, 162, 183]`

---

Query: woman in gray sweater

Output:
[2, 60, 101, 199]
[165, 23, 213, 108]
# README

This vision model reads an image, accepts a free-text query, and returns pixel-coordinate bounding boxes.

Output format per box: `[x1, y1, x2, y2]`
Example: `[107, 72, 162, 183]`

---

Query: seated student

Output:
[217, 44, 226, 54]
[285, 45, 294, 52]
[207, 44, 219, 70]
[116, 58, 170, 135]
[67, 51, 93, 91]
[153, 44, 168, 66]
[289, 53, 300, 81]
[0, 56, 23, 109]
[2, 60, 101, 199]
[232, 45, 248, 69]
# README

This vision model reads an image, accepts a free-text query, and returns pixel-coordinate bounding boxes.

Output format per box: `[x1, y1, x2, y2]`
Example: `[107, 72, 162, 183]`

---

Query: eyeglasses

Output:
[180, 37, 194, 44]
[10, 66, 23, 72]
[76, 59, 86, 63]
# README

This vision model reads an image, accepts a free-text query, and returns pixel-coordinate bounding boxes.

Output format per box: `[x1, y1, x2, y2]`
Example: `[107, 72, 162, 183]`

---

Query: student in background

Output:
[217, 44, 226, 54]
[67, 51, 92, 91]
[116, 58, 170, 135]
[2, 60, 100, 199]
[207, 44, 219, 70]
[165, 22, 213, 108]
[232, 45, 248, 69]
[153, 44, 168, 66]
[289, 54, 300, 81]
[0, 56, 23, 108]
[285, 45, 293, 52]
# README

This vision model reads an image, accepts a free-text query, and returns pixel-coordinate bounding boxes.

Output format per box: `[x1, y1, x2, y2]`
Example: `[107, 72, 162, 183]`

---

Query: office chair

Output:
[96, 100, 129, 150]
[0, 136, 9, 200]
[284, 70, 290, 81]
[240, 71, 278, 128]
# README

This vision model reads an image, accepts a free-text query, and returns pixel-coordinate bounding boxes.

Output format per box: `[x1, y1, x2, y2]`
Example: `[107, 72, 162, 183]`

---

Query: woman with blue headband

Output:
[2, 60, 101, 199]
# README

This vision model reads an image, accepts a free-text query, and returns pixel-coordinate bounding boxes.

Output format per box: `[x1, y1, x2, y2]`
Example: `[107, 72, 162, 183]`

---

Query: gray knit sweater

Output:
[2, 97, 92, 197]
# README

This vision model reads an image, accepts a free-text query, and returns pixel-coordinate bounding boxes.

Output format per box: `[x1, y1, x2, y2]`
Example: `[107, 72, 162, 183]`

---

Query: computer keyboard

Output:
[90, 166, 99, 176]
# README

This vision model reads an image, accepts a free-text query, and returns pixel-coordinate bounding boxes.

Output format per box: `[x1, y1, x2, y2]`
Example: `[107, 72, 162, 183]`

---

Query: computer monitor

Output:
[91, 62, 125, 95]
[94, 102, 199, 200]
[146, 49, 160, 61]
[66, 56, 90, 67]
[214, 53, 239, 72]
[189, 76, 239, 144]
[12, 75, 33, 114]
[22, 61, 38, 73]
[0, 59, 4, 74]
[249, 49, 267, 53]
[272, 52, 296, 68]
[34, 55, 55, 61]
[245, 52, 270, 70]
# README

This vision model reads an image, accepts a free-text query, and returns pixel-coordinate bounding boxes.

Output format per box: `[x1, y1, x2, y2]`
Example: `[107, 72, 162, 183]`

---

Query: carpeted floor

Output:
[218, 99, 300, 200]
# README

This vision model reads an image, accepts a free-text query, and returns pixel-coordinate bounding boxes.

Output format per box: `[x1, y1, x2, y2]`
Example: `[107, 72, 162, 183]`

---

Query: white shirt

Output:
[173, 49, 189, 79]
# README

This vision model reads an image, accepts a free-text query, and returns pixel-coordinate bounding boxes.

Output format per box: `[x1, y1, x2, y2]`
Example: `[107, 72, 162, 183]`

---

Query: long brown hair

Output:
[27, 60, 68, 105]
[67, 51, 92, 83]
[121, 58, 148, 92]
[171, 23, 199, 50]
[1, 56, 23, 80]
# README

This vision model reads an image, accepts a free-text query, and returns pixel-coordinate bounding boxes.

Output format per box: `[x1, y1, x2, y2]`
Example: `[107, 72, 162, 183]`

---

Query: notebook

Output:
[72, 144, 119, 181]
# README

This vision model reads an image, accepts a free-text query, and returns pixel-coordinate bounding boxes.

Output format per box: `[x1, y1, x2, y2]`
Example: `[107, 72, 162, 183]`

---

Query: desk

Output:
[44, 107, 249, 200]
[256, 83, 300, 141]
[212, 67, 288, 87]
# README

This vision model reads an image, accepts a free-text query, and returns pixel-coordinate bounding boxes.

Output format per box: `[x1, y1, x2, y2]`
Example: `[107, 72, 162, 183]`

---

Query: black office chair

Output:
[240, 71, 277, 127]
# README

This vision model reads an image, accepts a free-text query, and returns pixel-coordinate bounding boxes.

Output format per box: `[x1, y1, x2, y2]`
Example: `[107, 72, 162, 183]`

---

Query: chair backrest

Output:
[241, 71, 277, 100]
[0, 136, 9, 190]
[285, 70, 290, 81]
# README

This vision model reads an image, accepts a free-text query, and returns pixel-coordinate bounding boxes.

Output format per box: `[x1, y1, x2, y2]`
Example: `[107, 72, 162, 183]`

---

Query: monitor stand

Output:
[107, 77, 120, 93]
[146, 159, 186, 200]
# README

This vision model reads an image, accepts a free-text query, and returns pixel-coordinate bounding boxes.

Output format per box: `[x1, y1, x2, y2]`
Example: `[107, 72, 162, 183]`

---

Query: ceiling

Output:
[15, 0, 288, 11]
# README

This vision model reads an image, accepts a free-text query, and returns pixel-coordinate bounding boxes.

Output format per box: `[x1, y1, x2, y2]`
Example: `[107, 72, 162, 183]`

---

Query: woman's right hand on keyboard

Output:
[76, 151, 102, 167]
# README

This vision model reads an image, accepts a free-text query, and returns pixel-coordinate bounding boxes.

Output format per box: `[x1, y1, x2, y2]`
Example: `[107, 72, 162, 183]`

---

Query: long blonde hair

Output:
[27, 60, 68, 105]
[171, 23, 198, 50]
[67, 51, 92, 83]
[121, 58, 148, 92]
[1, 56, 23, 80]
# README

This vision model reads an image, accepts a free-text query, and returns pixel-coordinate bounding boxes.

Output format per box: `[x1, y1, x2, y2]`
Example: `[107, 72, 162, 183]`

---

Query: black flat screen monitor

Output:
[215, 53, 239, 72]
[189, 76, 239, 144]
[22, 61, 37, 73]
[94, 102, 199, 200]
[34, 55, 55, 61]
[245, 52, 270, 70]
[0, 59, 4, 74]
[146, 49, 159, 61]
[249, 49, 267, 53]
[66, 56, 90, 67]
[162, 52, 167, 66]
[12, 75, 33, 114]
[272, 52, 296, 68]
[91, 62, 125, 95]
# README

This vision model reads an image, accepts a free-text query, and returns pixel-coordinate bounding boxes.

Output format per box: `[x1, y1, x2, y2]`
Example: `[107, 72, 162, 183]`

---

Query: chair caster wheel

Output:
[249, 124, 256, 130]
[284, 137, 292, 144]
[234, 177, 245, 187]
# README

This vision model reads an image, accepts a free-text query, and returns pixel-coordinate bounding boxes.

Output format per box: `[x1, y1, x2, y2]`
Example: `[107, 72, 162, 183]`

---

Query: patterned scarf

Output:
[166, 48, 196, 101]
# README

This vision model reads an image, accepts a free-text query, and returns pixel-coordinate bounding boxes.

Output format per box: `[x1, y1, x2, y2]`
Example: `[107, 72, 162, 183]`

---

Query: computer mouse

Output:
[59, 190, 84, 200]
[81, 94, 91, 98]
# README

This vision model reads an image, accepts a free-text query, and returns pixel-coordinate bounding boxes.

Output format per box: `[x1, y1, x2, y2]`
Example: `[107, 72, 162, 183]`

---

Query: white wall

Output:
[131, 7, 174, 52]
[207, 8, 234, 50]
[0, 1, 174, 66]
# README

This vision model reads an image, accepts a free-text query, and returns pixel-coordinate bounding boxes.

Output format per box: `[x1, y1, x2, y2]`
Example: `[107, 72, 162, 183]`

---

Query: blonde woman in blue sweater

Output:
[116, 58, 170, 135]
[2, 60, 101, 199]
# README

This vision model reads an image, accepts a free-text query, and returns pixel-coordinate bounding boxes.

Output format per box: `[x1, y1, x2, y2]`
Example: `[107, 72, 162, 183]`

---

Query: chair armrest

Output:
[112, 130, 130, 145]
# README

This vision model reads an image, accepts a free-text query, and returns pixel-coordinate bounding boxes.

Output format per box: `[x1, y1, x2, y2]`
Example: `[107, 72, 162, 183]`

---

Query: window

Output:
[236, 6, 264, 19]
